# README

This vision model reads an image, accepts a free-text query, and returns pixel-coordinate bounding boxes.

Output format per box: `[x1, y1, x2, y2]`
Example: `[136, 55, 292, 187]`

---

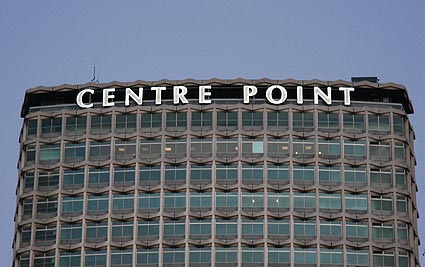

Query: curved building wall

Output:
[13, 82, 419, 267]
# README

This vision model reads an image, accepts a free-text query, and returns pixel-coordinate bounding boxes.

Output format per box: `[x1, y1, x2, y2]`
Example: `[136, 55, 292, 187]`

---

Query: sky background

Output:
[1, 0, 425, 265]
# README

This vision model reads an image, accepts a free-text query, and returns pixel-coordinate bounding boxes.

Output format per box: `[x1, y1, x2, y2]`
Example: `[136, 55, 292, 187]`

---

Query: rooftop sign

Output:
[76, 85, 355, 108]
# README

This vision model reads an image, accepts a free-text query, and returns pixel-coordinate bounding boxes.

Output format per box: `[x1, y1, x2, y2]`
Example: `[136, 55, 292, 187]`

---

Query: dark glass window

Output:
[27, 119, 38, 138]
[41, 117, 62, 137]
[166, 112, 187, 128]
[90, 115, 111, 134]
[191, 111, 212, 128]
[141, 113, 162, 130]
[63, 169, 84, 189]
[267, 111, 288, 128]
[242, 111, 263, 128]
[293, 112, 313, 130]
[343, 113, 365, 132]
[116, 113, 136, 132]
[64, 142, 86, 163]
[66, 116, 86, 135]
[217, 111, 237, 128]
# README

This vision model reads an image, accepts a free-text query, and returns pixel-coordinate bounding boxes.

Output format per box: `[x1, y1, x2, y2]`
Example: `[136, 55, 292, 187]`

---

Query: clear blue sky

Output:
[1, 0, 425, 264]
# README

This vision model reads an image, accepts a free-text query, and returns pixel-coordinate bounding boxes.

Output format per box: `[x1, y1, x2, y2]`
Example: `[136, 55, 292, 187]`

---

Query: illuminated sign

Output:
[76, 85, 355, 108]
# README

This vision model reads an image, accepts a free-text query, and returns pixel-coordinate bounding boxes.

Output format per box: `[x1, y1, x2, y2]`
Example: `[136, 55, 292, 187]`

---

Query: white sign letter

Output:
[314, 86, 332, 105]
[297, 86, 304, 104]
[151, 87, 166, 105]
[103, 88, 116, 107]
[76, 89, 94, 108]
[266, 85, 287, 104]
[125, 87, 143, 106]
[199, 85, 212, 104]
[173, 86, 188, 104]
[339, 87, 355, 105]
[243, 86, 258, 104]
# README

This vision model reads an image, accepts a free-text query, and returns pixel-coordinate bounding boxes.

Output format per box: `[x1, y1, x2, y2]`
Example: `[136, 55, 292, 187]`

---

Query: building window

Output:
[35, 225, 56, 246]
[41, 117, 62, 137]
[319, 193, 341, 210]
[139, 165, 160, 185]
[137, 248, 159, 265]
[112, 193, 134, 213]
[216, 138, 238, 158]
[398, 223, 409, 242]
[241, 164, 263, 183]
[164, 165, 186, 183]
[90, 115, 111, 134]
[86, 222, 108, 242]
[394, 141, 406, 161]
[189, 247, 211, 263]
[343, 113, 365, 132]
[399, 252, 409, 267]
[89, 141, 111, 161]
[242, 192, 264, 209]
[393, 115, 405, 135]
[241, 247, 263, 263]
[344, 139, 366, 159]
[216, 164, 238, 182]
[320, 248, 342, 265]
[23, 172, 34, 192]
[268, 191, 290, 210]
[190, 219, 212, 237]
[397, 196, 407, 214]
[216, 247, 237, 264]
[34, 252, 55, 267]
[242, 138, 264, 157]
[216, 219, 238, 238]
[190, 191, 212, 210]
[370, 141, 391, 161]
[369, 114, 390, 133]
[370, 168, 392, 186]
[267, 111, 288, 129]
[268, 219, 290, 237]
[87, 195, 109, 215]
[190, 164, 212, 182]
[163, 219, 185, 238]
[191, 111, 212, 129]
[36, 197, 57, 217]
[141, 112, 162, 130]
[267, 137, 289, 158]
[320, 220, 342, 238]
[115, 113, 137, 133]
[66, 116, 86, 135]
[88, 168, 110, 187]
[20, 226, 31, 247]
[163, 247, 185, 264]
[65, 179, 87, 200]
[164, 192, 186, 210]
[113, 167, 135, 186]
[138, 192, 160, 211]
[114, 139, 136, 160]
[293, 111, 313, 130]
[85, 250, 107, 267]
[372, 223, 394, 240]
[140, 139, 161, 159]
[344, 166, 366, 184]
[318, 166, 340, 184]
[165, 138, 187, 158]
[293, 192, 315, 210]
[268, 164, 289, 183]
[345, 194, 367, 212]
[346, 249, 369, 266]
[318, 139, 340, 158]
[293, 165, 315, 184]
[22, 198, 33, 219]
[318, 112, 339, 132]
[59, 250, 81, 267]
[39, 144, 61, 165]
[217, 111, 238, 129]
[373, 251, 395, 267]
[38, 171, 59, 190]
[27, 119, 38, 138]
[19, 253, 30, 267]
[64, 142, 86, 163]
[294, 247, 316, 264]
[138, 220, 160, 239]
[191, 137, 212, 158]
[268, 247, 290, 264]
[242, 111, 263, 129]
[293, 138, 315, 158]
[112, 221, 134, 241]
[25, 145, 36, 165]
[166, 111, 187, 129]
[62, 196, 84, 216]
[60, 223, 82, 243]
[371, 195, 393, 212]
[110, 249, 133, 267]
[216, 191, 238, 210]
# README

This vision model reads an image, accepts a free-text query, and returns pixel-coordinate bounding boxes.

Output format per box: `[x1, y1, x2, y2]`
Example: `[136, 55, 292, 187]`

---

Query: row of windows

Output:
[24, 138, 409, 166]
[21, 192, 409, 220]
[26, 111, 407, 138]
[18, 247, 411, 267]
[22, 164, 409, 192]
